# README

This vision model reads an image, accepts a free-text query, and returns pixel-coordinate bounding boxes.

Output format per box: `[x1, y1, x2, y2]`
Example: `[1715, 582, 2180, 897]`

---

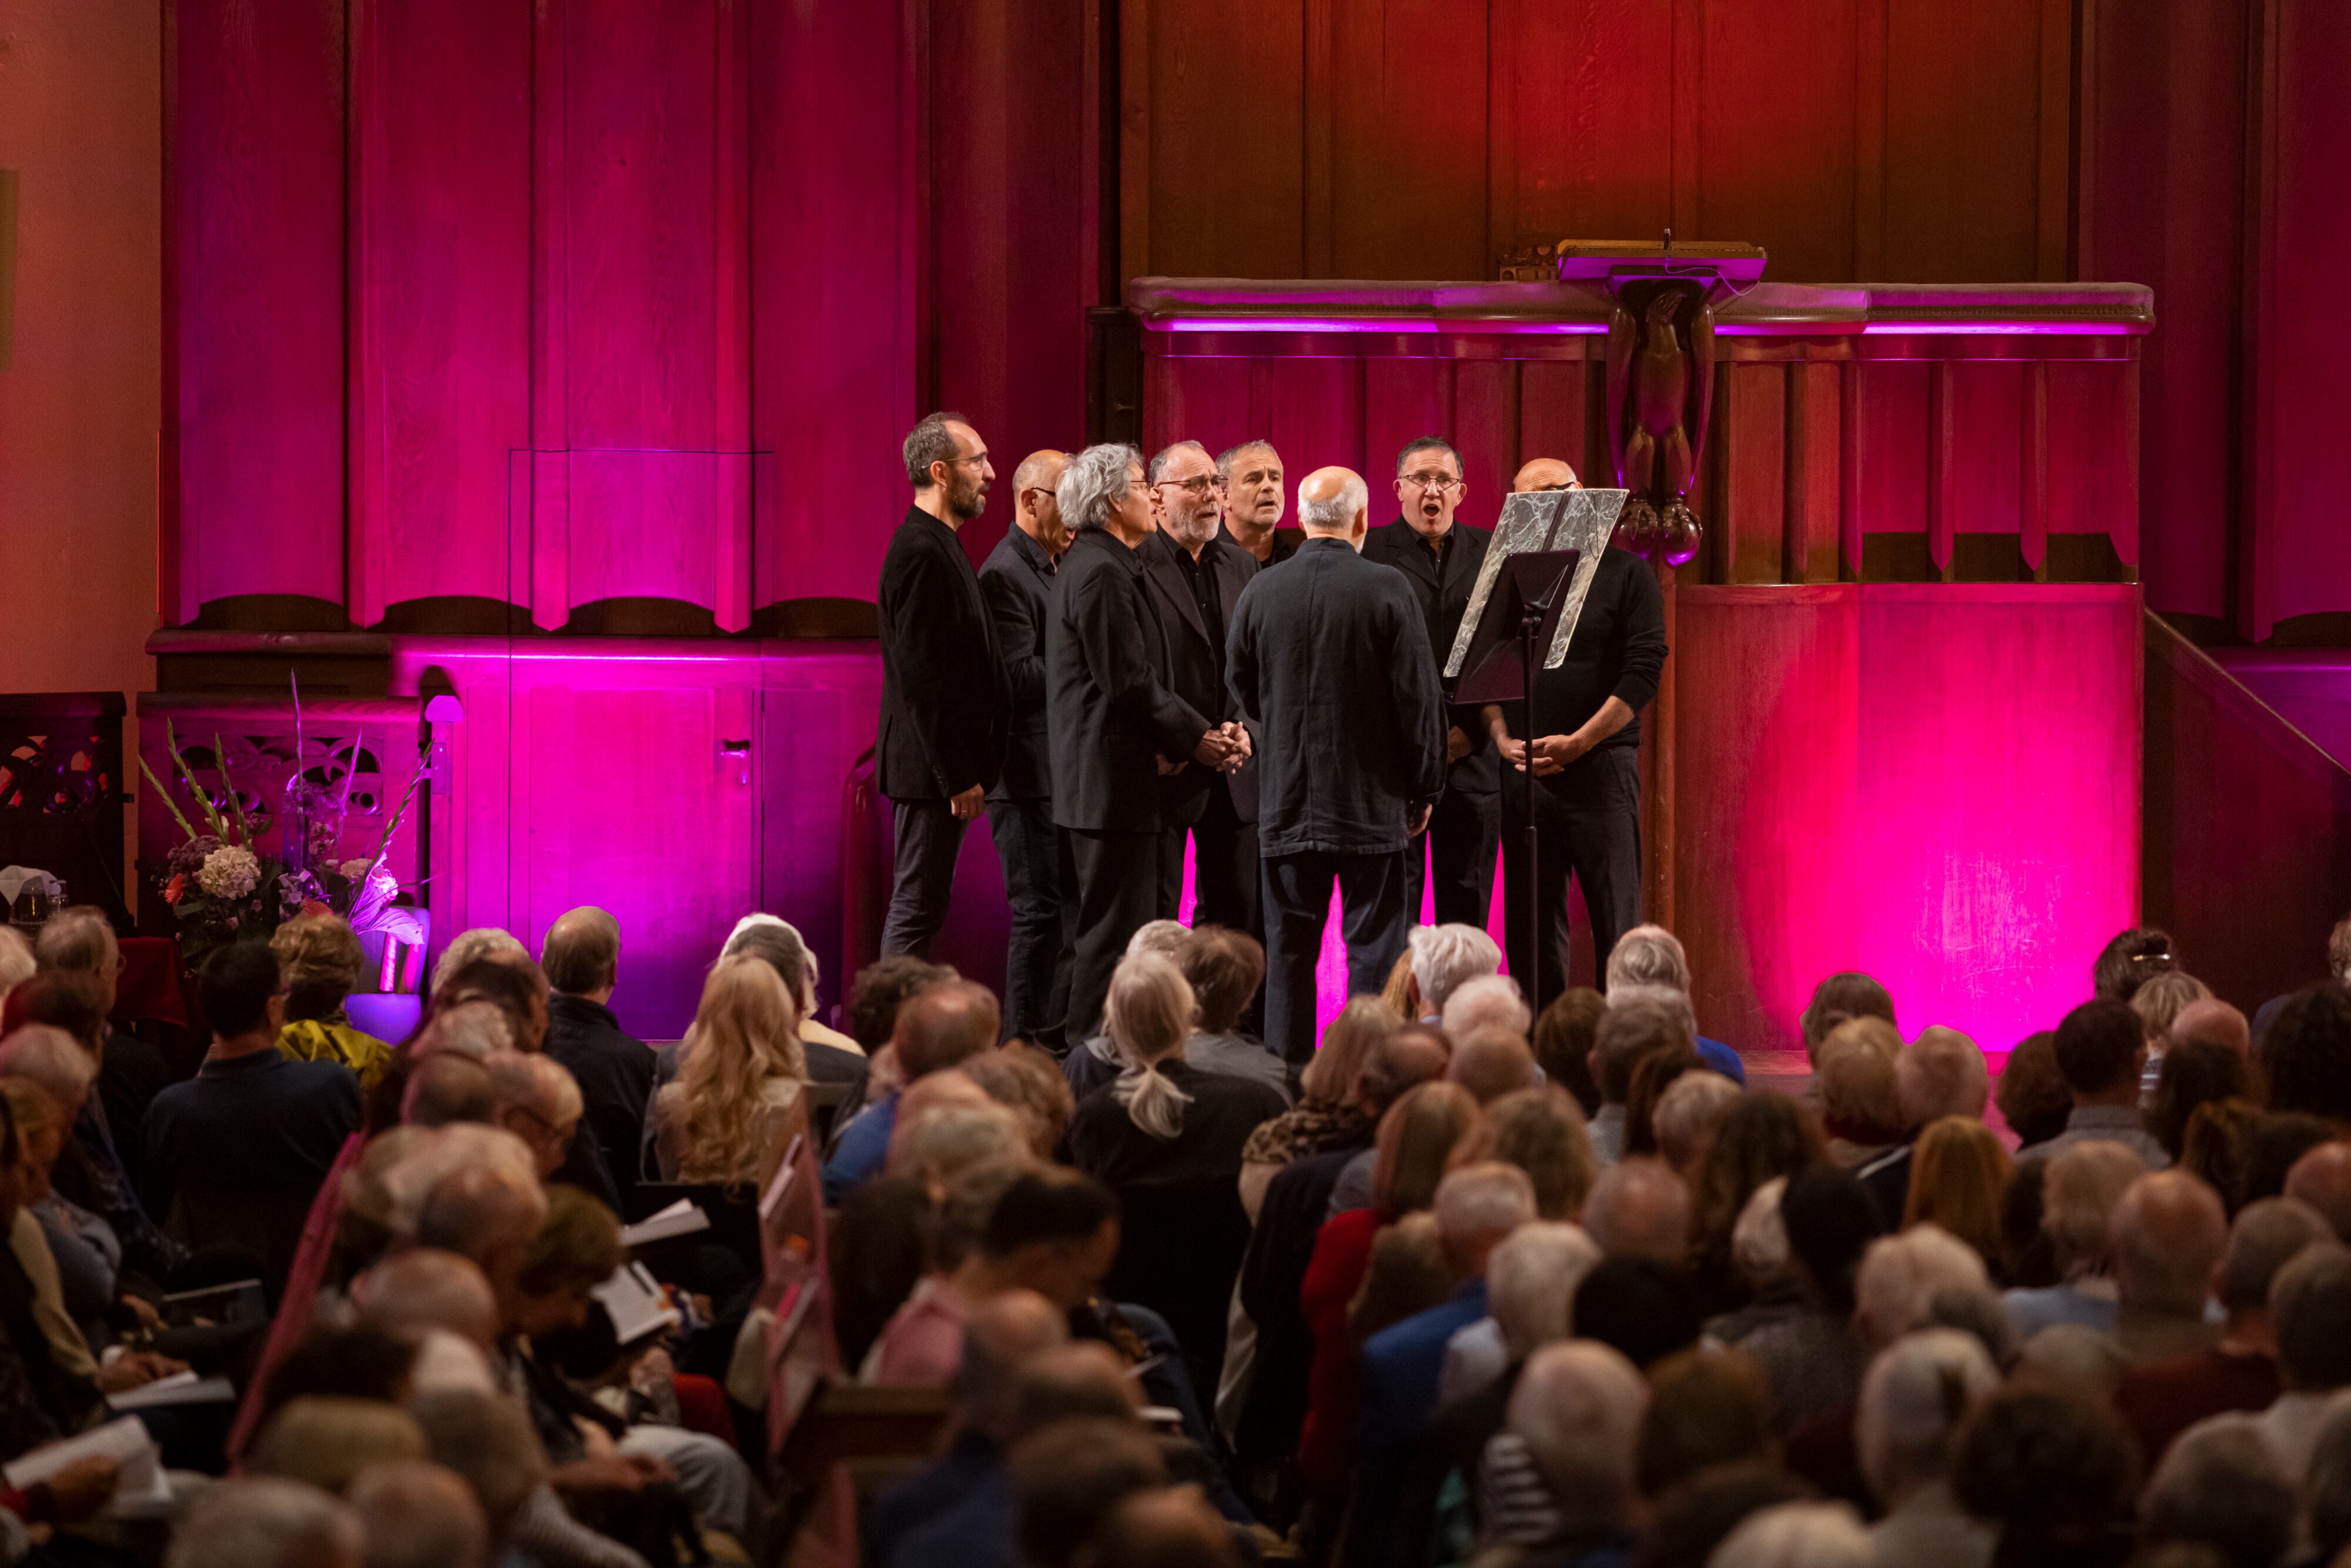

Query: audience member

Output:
[1586, 998, 1689, 1165]
[1530, 987, 1606, 1115]
[1859, 1024, 1988, 1221]
[1996, 1030, 2074, 1152]
[1482, 1087, 1596, 1221]
[2285, 1136, 2351, 1239]
[2236, 1110, 2335, 1207]
[2038, 999, 2169, 1169]
[1174, 926, 1285, 1103]
[1572, 1257, 1704, 1371]
[1325, 1026, 1461, 1215]
[2256, 981, 2351, 1122]
[1901, 1116, 2012, 1269]
[653, 954, 806, 1185]
[431, 944, 551, 1055]
[827, 980, 998, 1204]
[1442, 974, 1532, 1044]
[1237, 996, 1403, 1217]
[1707, 1502, 1873, 1568]
[1858, 1328, 1999, 1568]
[163, 1476, 363, 1568]
[960, 1044, 1076, 1158]
[1603, 925, 1746, 1083]
[1404, 923, 1503, 1024]
[1010, 1418, 1168, 1568]
[1631, 1463, 1810, 1568]
[1686, 1093, 1826, 1311]
[403, 1051, 497, 1128]
[1798, 972, 1896, 1065]
[1650, 1069, 1740, 1175]
[1064, 922, 1191, 1103]
[349, 1460, 493, 1568]
[2149, 1038, 2256, 1165]
[34, 907, 175, 1192]
[2109, 1170, 2229, 1363]
[0, 929, 30, 1014]
[1619, 1048, 1699, 1160]
[1633, 1347, 1774, 1499]
[2094, 926, 2178, 1003]
[1952, 1386, 2138, 1568]
[1582, 1157, 1688, 1264]
[247, 1394, 428, 1493]
[2138, 1417, 2296, 1568]
[2242, 1239, 2351, 1481]
[2304, 1398, 2351, 1567]
[1448, 1026, 1540, 1105]
[1815, 1031, 1903, 1170]
[272, 911, 394, 1093]
[1740, 1167, 1882, 1433]
[2169, 997, 2252, 1057]
[722, 913, 869, 1079]
[1478, 1341, 1647, 1566]
[1089, 1485, 1240, 1568]
[537, 907, 652, 1206]
[2003, 1140, 2142, 1341]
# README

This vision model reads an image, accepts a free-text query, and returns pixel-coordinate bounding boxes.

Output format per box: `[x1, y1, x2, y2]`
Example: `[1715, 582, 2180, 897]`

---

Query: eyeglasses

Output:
[1402, 474, 1462, 493]
[1155, 475, 1220, 497]
[946, 454, 991, 470]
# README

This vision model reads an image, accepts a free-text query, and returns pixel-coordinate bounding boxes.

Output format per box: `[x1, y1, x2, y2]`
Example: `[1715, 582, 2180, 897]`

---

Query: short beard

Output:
[1164, 505, 1218, 550]
[947, 473, 987, 520]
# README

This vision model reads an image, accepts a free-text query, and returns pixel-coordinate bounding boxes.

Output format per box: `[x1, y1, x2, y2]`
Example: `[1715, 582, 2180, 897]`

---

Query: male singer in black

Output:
[875, 412, 1011, 959]
[1138, 439, 1261, 932]
[1362, 436, 1499, 928]
[979, 448, 1076, 1048]
[1481, 455, 1667, 1009]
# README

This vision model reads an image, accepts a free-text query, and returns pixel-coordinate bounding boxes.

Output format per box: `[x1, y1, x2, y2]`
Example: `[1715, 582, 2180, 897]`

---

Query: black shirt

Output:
[545, 992, 656, 1208]
[144, 1048, 362, 1214]
[1170, 540, 1229, 678]
[1526, 544, 1669, 758]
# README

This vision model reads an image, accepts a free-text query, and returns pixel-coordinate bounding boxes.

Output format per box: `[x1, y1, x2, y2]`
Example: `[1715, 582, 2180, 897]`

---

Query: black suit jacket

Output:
[1227, 537, 1448, 857]
[544, 993, 655, 1209]
[875, 507, 1010, 800]
[977, 524, 1058, 803]
[1137, 530, 1260, 826]
[1361, 517, 1500, 798]
[1047, 528, 1214, 834]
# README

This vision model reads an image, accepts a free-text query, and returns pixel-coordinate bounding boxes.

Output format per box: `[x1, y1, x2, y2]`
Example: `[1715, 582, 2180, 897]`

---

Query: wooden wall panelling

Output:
[758, 651, 884, 1020]
[1489, 0, 1674, 255]
[1262, 355, 1364, 480]
[1786, 359, 1843, 583]
[1144, 354, 1254, 464]
[1517, 358, 1592, 487]
[1451, 357, 1519, 534]
[1927, 360, 1957, 577]
[1694, 0, 1860, 279]
[1949, 360, 2025, 544]
[1324, 1, 1489, 281]
[351, 0, 531, 625]
[1716, 364, 1787, 584]
[528, 0, 570, 629]
[170, 0, 347, 621]
[2044, 359, 2138, 559]
[1853, 358, 1929, 545]
[2021, 362, 2049, 577]
[1129, 0, 1304, 280]
[1362, 355, 1449, 517]
[1883, 0, 2047, 281]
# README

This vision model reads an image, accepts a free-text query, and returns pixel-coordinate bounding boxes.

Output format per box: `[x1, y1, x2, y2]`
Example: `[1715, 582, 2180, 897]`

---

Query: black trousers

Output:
[880, 798, 969, 959]
[1262, 849, 1411, 1068]
[1499, 746, 1643, 1012]
[987, 797, 1077, 1052]
[1064, 827, 1174, 1044]
[1404, 786, 1501, 928]
[1157, 786, 1262, 937]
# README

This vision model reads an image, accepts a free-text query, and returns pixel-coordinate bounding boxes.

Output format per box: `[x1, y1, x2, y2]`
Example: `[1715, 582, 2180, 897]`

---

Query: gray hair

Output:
[1582, 1156, 1690, 1263]
[2272, 1241, 2351, 1390]
[483, 1051, 581, 1129]
[1125, 919, 1191, 960]
[430, 929, 530, 1003]
[1147, 440, 1210, 484]
[1709, 1502, 1874, 1568]
[0, 1023, 96, 1109]
[1215, 440, 1278, 483]
[1441, 973, 1531, 1041]
[1606, 983, 1699, 1040]
[1394, 436, 1461, 480]
[1895, 1026, 1990, 1124]
[1854, 1225, 1989, 1351]
[1297, 470, 1369, 531]
[2142, 1415, 2296, 1568]
[1486, 1221, 1602, 1360]
[165, 1477, 363, 1568]
[1503, 1341, 1649, 1532]
[1407, 924, 1502, 1017]
[349, 1460, 490, 1568]
[724, 913, 819, 1016]
[1432, 1161, 1536, 1248]
[1058, 443, 1143, 533]
[1652, 1071, 1742, 1169]
[414, 1001, 514, 1061]
[1604, 924, 1690, 996]
[903, 411, 970, 490]
[2218, 1197, 2332, 1312]
[32, 906, 116, 975]
[1856, 1329, 1999, 1503]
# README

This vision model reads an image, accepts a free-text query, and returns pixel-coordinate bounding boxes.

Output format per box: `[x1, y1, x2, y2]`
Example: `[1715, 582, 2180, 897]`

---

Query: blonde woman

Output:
[1065, 953, 1287, 1189]
[651, 956, 807, 1186]
[271, 912, 394, 1092]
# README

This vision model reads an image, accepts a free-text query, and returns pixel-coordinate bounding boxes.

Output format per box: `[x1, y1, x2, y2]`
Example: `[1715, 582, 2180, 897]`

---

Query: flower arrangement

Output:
[140, 685, 429, 967]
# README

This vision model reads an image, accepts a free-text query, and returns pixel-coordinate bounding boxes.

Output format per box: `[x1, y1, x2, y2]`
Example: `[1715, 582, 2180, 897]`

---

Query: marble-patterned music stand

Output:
[1446, 488, 1632, 678]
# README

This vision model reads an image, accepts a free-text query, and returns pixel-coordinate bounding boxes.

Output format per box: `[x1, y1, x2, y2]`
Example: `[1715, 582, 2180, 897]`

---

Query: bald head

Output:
[2287, 1143, 2351, 1240]
[2114, 1170, 2230, 1315]
[957, 1288, 1069, 1438]
[1584, 1156, 1691, 1264]
[1013, 450, 1072, 554]
[897, 980, 1002, 1079]
[416, 1167, 547, 1306]
[1511, 458, 1580, 493]
[1357, 1028, 1451, 1117]
[404, 1052, 497, 1127]
[2171, 997, 2252, 1056]
[1010, 1341, 1140, 1439]
[356, 1248, 500, 1349]
[539, 907, 618, 998]
[1297, 466, 1369, 545]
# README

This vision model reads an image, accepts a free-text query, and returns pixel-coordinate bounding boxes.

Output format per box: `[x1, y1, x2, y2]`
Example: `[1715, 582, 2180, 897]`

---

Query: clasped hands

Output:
[1158, 722, 1250, 777]
[1493, 728, 1591, 777]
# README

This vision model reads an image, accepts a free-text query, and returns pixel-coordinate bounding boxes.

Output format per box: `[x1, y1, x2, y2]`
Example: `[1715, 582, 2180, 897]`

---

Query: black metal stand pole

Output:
[1519, 609, 1542, 1001]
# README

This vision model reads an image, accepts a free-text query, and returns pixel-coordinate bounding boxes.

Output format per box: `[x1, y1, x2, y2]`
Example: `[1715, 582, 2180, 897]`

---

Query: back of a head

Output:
[413, 1001, 513, 1063]
[1372, 1080, 1482, 1215]
[1177, 926, 1262, 1036]
[1585, 1156, 1690, 1264]
[2216, 1196, 2331, 1314]
[1505, 1340, 1650, 1531]
[1486, 1221, 1602, 1361]
[2171, 998, 2252, 1057]
[722, 917, 813, 1014]
[538, 906, 619, 997]
[1856, 1328, 1999, 1505]
[2265, 983, 2351, 1121]
[2054, 999, 2146, 1098]
[0, 1023, 96, 1112]
[960, 1045, 1076, 1156]
[1532, 987, 1608, 1113]
[1855, 1226, 1991, 1350]
[2142, 1416, 2296, 1568]
[900, 979, 1003, 1079]
[415, 1163, 548, 1269]
[356, 1247, 500, 1348]
[1407, 923, 1502, 1017]
[1573, 1256, 1703, 1368]
[1300, 996, 1404, 1106]
[983, 1167, 1121, 1259]
[166, 1477, 362, 1568]
[1485, 1087, 1597, 1220]
[407, 1389, 548, 1540]
[1432, 1160, 1536, 1258]
[1780, 1166, 1886, 1314]
[1351, 1026, 1449, 1117]
[200, 941, 283, 1040]
[2134, 969, 2213, 1043]
[1897, 1026, 1990, 1125]
[1995, 1030, 2074, 1148]
[1605, 924, 1692, 997]
[1902, 1116, 2012, 1261]
[515, 1185, 624, 1304]
[273, 911, 367, 1019]
[2041, 1141, 2146, 1273]
[1447, 1025, 1537, 1104]
[1951, 1387, 2136, 1551]
[1693, 1093, 1827, 1261]
[1441, 973, 1531, 1041]
[846, 955, 956, 1053]
[1635, 1346, 1773, 1497]
[1087, 1487, 1239, 1568]
[348, 1460, 490, 1568]
[1594, 997, 1692, 1104]
[955, 1288, 1069, 1435]
[2270, 1240, 2351, 1390]
[1008, 1341, 1139, 1439]
[249, 1395, 428, 1495]
[2152, 1039, 2255, 1161]
[1637, 1463, 1811, 1568]
[1012, 1417, 1169, 1568]
[1816, 1036, 1903, 1143]
[34, 907, 115, 1014]
[2094, 926, 2176, 1002]
[1800, 972, 1895, 1056]
[1707, 1501, 1873, 1568]
[1124, 919, 1190, 962]
[1653, 1070, 1742, 1171]
[2113, 1170, 2229, 1315]
[1104, 951, 1193, 1071]
[433, 956, 548, 1051]
[403, 1051, 497, 1127]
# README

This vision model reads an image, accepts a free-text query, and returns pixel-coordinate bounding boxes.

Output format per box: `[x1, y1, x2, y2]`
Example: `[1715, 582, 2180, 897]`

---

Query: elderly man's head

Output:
[1012, 450, 1073, 556]
[33, 906, 119, 1011]
[1896, 1027, 1990, 1127]
[349, 1460, 491, 1568]
[2141, 1418, 2297, 1568]
[403, 1050, 497, 1128]
[1511, 457, 1580, 493]
[1394, 437, 1466, 540]
[953, 1289, 1069, 1440]
[2041, 1141, 2145, 1276]
[1448, 1026, 1538, 1105]
[538, 907, 619, 1000]
[164, 1478, 363, 1568]
[1297, 466, 1371, 547]
[482, 1051, 582, 1177]
[2215, 1197, 2332, 1322]
[1486, 1221, 1602, 1361]
[897, 980, 1002, 1079]
[416, 1164, 548, 1310]
[2272, 1241, 2351, 1392]
[1605, 924, 1692, 999]
[0, 1024, 96, 1121]
[1432, 1161, 1536, 1279]
[1406, 924, 1502, 1020]
[1653, 1070, 1742, 1172]
[1857, 1329, 2000, 1509]
[2113, 1170, 2229, 1318]
[355, 1247, 500, 1350]
[1505, 1341, 1650, 1533]
[2285, 1142, 2351, 1239]
[1584, 1157, 1691, 1264]
[1148, 440, 1223, 554]
[1354, 1027, 1451, 1119]
[1854, 1225, 1990, 1352]
[2171, 997, 2252, 1056]
[1442, 974, 1531, 1043]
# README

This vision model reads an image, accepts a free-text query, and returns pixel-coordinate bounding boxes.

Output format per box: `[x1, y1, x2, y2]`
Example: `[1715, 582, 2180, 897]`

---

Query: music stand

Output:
[1454, 550, 1579, 987]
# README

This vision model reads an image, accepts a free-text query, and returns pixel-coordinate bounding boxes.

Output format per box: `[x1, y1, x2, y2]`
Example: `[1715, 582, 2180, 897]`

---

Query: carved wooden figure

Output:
[1605, 280, 1714, 567]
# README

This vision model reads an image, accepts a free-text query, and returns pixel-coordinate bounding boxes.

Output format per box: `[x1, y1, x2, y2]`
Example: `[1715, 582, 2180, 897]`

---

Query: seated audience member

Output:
[2306, 1400, 2351, 1568]
[2095, 925, 2178, 1003]
[1901, 1117, 2012, 1271]
[1585, 998, 1690, 1166]
[865, 1289, 1069, 1567]
[1858, 1328, 2000, 1568]
[2149, 1038, 2255, 1167]
[961, 1045, 1077, 1160]
[831, 1175, 932, 1372]
[1440, 974, 1531, 1047]
[2259, 983, 2351, 1123]
[403, 1050, 497, 1128]
[653, 954, 806, 1186]
[1089, 1486, 1241, 1568]
[1633, 1463, 1811, 1568]
[2171, 996, 2252, 1057]
[481, 1052, 591, 1189]
[537, 907, 652, 1206]
[351, 1245, 504, 1381]
[2115, 1195, 2329, 1465]
[2285, 1139, 2351, 1238]
[1858, 1025, 1988, 1222]
[1951, 1386, 2137, 1568]
[1633, 1347, 1775, 1500]
[721, 913, 868, 1077]
[1650, 1070, 1740, 1177]
[1327, 1026, 1458, 1216]
[407, 1387, 605, 1568]
[887, 1091, 1028, 1194]
[1582, 1156, 1688, 1264]
[1010, 1418, 1169, 1568]
[1854, 1225, 1994, 1356]
[349, 1460, 493, 1568]
[1618, 1048, 1698, 1160]
[0, 930, 28, 1012]
[1238, 997, 1402, 1218]
[826, 979, 997, 1204]
[1530, 987, 1607, 1116]
[2003, 1140, 2142, 1341]
[1799, 972, 1896, 1063]
[272, 910, 394, 1093]
[1475, 1341, 1648, 1567]
[1814, 1030, 1903, 1171]
[1707, 1178, 1801, 1346]
[432, 941, 552, 1057]
[146, 942, 363, 1247]
[1604, 924, 1747, 1084]
[1064, 923, 1191, 1104]
[164, 1476, 363, 1568]
[247, 1394, 428, 1494]
[1404, 923, 1503, 1026]
[1066, 953, 1286, 1189]
[1995, 1030, 2074, 1153]
[1483, 1087, 1596, 1222]
[2035, 998, 2169, 1169]
[2235, 1111, 2335, 1208]
[2132, 969, 2213, 1081]
[1709, 1502, 1873, 1568]
[1173, 926, 1285, 1103]
[1686, 1093, 1828, 1313]
[2238, 1239, 2351, 1482]
[1448, 1027, 1539, 1106]
[431, 928, 531, 997]
[1, 1078, 147, 1371]
[36, 906, 175, 1186]
[1348, 1211, 1450, 1346]
[2138, 1418, 2296, 1568]
[1740, 1167, 1883, 1433]
[1573, 1255, 1704, 1373]
[2109, 1170, 2229, 1363]
[2178, 1098, 2266, 1215]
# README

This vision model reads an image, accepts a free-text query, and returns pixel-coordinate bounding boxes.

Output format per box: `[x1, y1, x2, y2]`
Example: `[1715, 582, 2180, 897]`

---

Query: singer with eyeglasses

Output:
[1361, 437, 1503, 930]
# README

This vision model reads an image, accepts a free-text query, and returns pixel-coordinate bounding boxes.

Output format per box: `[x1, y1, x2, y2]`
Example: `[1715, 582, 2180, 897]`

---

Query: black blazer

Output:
[1361, 517, 1499, 798]
[1047, 528, 1215, 834]
[875, 507, 1010, 801]
[1137, 530, 1261, 826]
[977, 524, 1058, 803]
[1227, 537, 1448, 857]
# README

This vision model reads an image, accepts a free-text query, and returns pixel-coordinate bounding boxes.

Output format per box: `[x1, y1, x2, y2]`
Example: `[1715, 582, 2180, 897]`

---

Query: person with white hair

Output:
[1405, 922, 1503, 1023]
[1437, 1220, 1603, 1406]
[1603, 922, 1746, 1084]
[481, 1051, 585, 1184]
[410, 1000, 513, 1061]
[1228, 461, 1448, 1068]
[1858, 1329, 2001, 1568]
[428, 929, 530, 1004]
[1858, 1024, 1992, 1221]
[1442, 973, 1532, 1041]
[1478, 1340, 1650, 1557]
[163, 1476, 364, 1568]
[1653, 1070, 1743, 1174]
[1709, 1500, 1874, 1568]
[2139, 1416, 2298, 1568]
[1855, 1225, 1992, 1352]
[1047, 441, 1238, 1049]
